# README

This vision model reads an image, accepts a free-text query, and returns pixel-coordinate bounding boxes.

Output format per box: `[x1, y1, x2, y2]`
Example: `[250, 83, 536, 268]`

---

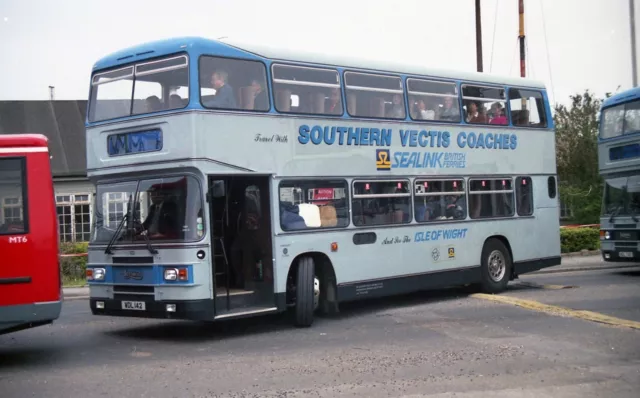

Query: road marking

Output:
[515, 281, 578, 290]
[471, 293, 640, 330]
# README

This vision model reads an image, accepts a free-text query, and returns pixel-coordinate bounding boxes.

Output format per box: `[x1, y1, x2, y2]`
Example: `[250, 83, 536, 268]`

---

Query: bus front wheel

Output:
[480, 239, 512, 294]
[294, 256, 316, 327]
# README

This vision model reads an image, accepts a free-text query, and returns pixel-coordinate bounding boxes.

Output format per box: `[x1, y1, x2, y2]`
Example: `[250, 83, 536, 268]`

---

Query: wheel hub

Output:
[488, 250, 506, 282]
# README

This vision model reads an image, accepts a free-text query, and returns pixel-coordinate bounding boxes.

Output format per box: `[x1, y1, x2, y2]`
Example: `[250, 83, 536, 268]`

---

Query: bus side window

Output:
[414, 179, 466, 222]
[516, 177, 533, 216]
[468, 179, 515, 219]
[462, 85, 506, 125]
[508, 88, 547, 128]
[344, 72, 405, 120]
[199, 55, 270, 112]
[351, 180, 411, 226]
[279, 180, 349, 231]
[407, 79, 460, 122]
[547, 176, 557, 199]
[0, 158, 27, 234]
[271, 64, 342, 116]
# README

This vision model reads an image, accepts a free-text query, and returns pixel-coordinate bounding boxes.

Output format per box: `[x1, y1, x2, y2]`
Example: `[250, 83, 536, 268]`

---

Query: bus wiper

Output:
[140, 229, 159, 255]
[609, 206, 621, 223]
[104, 212, 129, 254]
[132, 215, 158, 255]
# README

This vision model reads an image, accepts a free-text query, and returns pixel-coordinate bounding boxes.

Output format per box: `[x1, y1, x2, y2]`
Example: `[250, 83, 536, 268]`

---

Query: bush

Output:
[60, 242, 89, 284]
[560, 227, 600, 253]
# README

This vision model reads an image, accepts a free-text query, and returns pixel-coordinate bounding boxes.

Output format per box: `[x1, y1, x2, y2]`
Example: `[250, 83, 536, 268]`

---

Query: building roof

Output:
[0, 101, 87, 177]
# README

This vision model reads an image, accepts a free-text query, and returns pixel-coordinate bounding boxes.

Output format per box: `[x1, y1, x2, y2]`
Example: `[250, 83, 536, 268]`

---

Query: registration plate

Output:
[619, 251, 634, 258]
[121, 301, 146, 311]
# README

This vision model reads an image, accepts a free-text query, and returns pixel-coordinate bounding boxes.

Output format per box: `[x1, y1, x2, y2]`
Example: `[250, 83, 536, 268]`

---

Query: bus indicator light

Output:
[331, 242, 338, 252]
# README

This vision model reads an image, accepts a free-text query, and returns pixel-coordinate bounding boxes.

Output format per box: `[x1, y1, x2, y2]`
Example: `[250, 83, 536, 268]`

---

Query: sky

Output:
[0, 0, 637, 106]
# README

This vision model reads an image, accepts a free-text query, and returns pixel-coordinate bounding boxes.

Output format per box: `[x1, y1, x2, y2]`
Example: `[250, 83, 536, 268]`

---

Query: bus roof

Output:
[0, 134, 49, 148]
[601, 86, 640, 109]
[92, 36, 547, 90]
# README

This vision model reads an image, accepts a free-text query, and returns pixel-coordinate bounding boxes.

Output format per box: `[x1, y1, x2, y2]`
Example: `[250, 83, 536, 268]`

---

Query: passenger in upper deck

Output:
[145, 95, 162, 112]
[388, 94, 405, 118]
[466, 101, 487, 124]
[203, 70, 237, 109]
[250, 79, 268, 110]
[439, 96, 460, 121]
[326, 88, 342, 114]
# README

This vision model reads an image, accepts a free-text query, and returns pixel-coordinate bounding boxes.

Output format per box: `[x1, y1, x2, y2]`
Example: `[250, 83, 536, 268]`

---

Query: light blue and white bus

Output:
[598, 86, 640, 261]
[85, 37, 561, 326]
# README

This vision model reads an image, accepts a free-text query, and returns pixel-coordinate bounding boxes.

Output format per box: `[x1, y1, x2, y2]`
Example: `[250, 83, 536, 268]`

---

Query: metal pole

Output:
[48, 86, 55, 101]
[631, 0, 638, 86]
[475, 0, 483, 72]
[519, 0, 526, 78]
[518, 0, 527, 110]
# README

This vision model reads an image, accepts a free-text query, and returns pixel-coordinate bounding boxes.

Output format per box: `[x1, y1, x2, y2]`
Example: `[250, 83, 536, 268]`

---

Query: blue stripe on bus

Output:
[87, 265, 194, 285]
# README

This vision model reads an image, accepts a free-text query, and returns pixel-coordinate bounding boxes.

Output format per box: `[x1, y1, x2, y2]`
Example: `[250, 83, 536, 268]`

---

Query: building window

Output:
[352, 180, 411, 226]
[516, 177, 534, 216]
[279, 179, 349, 231]
[468, 178, 515, 219]
[56, 194, 92, 242]
[414, 179, 466, 222]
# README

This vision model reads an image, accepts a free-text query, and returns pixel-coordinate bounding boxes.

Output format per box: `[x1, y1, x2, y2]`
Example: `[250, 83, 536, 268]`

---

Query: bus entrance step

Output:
[214, 306, 278, 320]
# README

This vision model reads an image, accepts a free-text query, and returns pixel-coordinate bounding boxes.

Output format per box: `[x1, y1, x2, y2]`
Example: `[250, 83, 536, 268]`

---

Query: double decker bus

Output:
[598, 86, 640, 261]
[0, 134, 62, 335]
[85, 37, 560, 327]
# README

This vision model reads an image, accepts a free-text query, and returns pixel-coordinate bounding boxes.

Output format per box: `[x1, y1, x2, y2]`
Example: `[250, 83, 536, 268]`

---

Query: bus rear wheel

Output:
[294, 256, 317, 327]
[480, 239, 512, 294]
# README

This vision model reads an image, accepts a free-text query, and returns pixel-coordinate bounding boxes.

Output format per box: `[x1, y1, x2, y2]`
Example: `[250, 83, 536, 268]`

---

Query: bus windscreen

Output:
[601, 99, 640, 139]
[88, 55, 190, 122]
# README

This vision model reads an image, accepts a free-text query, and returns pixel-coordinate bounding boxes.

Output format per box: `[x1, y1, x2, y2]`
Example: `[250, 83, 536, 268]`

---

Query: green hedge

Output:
[60, 242, 88, 285]
[560, 227, 600, 253]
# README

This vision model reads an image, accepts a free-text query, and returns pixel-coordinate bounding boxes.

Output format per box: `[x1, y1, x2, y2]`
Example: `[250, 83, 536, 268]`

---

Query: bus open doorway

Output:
[208, 175, 276, 317]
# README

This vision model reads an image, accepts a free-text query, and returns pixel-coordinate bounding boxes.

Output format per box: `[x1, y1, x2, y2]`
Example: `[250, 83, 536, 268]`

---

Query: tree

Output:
[554, 90, 603, 224]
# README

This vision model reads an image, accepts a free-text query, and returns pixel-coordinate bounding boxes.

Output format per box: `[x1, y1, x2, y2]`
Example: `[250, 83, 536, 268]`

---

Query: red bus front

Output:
[0, 134, 62, 335]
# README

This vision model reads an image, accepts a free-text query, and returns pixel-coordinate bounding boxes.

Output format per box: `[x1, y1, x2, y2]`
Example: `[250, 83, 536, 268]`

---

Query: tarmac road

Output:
[1, 261, 639, 397]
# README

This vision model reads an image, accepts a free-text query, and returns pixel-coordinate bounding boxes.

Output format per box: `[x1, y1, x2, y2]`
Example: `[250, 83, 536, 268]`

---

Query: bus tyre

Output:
[295, 257, 315, 327]
[480, 239, 512, 294]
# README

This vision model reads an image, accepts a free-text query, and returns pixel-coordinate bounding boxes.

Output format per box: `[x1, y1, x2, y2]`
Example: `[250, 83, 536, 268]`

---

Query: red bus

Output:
[0, 134, 62, 335]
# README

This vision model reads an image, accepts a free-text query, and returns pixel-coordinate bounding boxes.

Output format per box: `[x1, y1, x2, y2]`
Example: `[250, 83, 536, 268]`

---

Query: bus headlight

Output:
[600, 230, 611, 240]
[93, 268, 106, 281]
[164, 268, 178, 281]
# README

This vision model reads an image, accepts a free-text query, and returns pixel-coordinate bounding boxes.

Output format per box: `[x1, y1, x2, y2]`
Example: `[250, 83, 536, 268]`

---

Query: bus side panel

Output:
[509, 175, 561, 265]
[0, 152, 59, 308]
